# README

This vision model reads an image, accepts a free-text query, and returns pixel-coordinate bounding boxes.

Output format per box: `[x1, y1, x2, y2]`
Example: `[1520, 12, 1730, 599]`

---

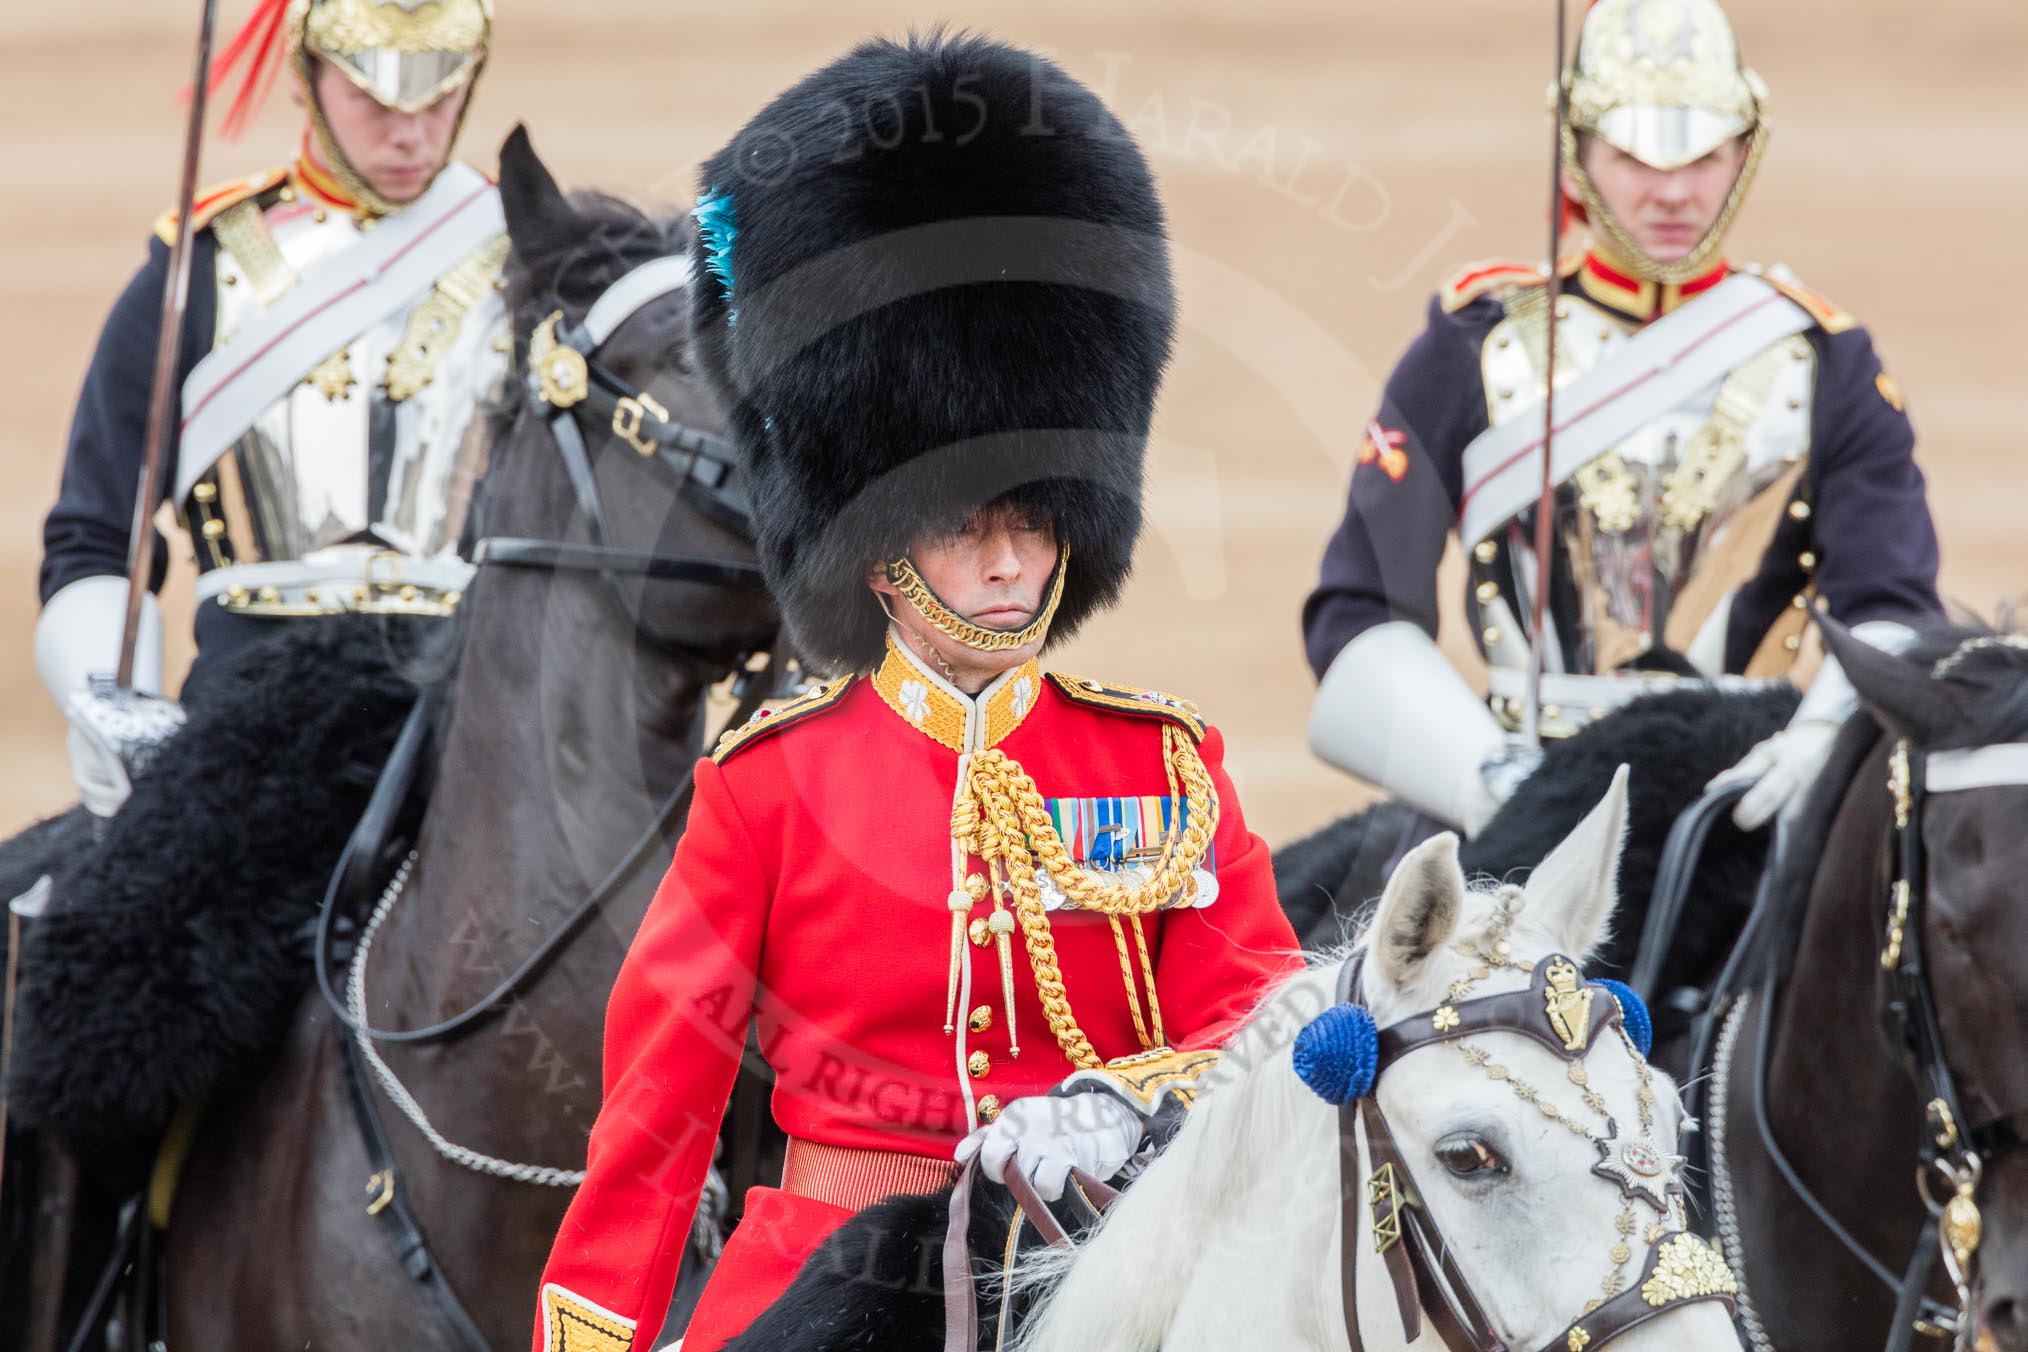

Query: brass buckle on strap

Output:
[1368, 1161, 1404, 1255]
[612, 391, 671, 458]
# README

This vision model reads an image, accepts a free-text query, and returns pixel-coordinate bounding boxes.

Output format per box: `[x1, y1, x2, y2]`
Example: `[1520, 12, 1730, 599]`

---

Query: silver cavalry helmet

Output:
[1562, 0, 1769, 282]
[287, 0, 493, 212]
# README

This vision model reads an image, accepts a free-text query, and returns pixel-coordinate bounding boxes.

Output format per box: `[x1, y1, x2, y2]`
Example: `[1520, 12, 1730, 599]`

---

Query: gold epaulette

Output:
[1440, 253, 1583, 315]
[1044, 672, 1205, 742]
[152, 165, 291, 246]
[709, 675, 855, 765]
[1749, 263, 1855, 335]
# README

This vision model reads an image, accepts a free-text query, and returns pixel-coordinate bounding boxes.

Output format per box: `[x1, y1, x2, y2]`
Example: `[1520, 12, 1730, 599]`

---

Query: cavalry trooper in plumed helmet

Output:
[1303, 0, 1940, 836]
[35, 0, 506, 816]
[532, 34, 1299, 1352]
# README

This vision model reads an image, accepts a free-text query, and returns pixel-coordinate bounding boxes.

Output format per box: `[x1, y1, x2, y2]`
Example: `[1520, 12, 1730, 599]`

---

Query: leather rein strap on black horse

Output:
[305, 251, 781, 1350]
[1731, 729, 2023, 1352]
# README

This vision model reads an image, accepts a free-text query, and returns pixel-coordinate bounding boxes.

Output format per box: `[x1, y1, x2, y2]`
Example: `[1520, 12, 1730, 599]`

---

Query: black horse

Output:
[1, 128, 781, 1350]
[1711, 623, 2028, 1352]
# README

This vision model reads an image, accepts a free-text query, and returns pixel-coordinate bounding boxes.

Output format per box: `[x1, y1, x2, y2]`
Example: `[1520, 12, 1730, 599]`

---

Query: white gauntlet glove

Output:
[1310, 622, 1517, 835]
[1708, 619, 1915, 830]
[35, 576, 183, 817]
[953, 1093, 1145, 1202]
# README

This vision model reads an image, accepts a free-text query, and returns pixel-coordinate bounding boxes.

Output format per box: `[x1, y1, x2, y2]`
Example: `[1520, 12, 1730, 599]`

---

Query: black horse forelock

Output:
[490, 190, 694, 433]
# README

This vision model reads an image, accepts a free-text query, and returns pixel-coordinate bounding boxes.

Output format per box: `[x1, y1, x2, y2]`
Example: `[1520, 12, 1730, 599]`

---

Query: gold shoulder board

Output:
[1045, 672, 1206, 742]
[710, 675, 855, 765]
[1751, 264, 1855, 335]
[152, 165, 291, 246]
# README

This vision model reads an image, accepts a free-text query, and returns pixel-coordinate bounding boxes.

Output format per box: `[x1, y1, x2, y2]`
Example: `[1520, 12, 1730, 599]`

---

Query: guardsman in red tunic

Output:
[531, 34, 1301, 1352]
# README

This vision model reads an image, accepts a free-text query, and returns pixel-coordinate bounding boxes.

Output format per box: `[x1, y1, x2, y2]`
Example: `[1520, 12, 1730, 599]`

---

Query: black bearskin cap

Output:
[690, 31, 1175, 673]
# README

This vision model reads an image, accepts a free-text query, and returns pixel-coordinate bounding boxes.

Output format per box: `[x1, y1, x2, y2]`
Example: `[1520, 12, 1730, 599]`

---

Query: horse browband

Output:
[1334, 955, 1736, 1352]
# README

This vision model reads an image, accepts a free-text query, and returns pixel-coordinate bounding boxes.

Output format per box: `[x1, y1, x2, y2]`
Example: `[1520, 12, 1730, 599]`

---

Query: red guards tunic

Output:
[533, 639, 1300, 1351]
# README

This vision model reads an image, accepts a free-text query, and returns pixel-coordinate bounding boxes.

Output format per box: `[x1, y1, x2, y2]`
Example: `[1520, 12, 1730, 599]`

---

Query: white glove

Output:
[36, 575, 180, 817]
[1707, 619, 1915, 830]
[1309, 621, 1514, 835]
[1708, 721, 1840, 830]
[953, 1092, 1145, 1202]
[64, 686, 187, 817]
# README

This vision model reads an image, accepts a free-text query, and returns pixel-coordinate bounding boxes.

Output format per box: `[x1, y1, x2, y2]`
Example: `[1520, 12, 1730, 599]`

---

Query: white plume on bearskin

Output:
[689, 31, 1175, 673]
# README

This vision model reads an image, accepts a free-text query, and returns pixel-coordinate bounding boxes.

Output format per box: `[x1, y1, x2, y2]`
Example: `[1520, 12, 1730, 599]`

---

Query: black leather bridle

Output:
[1752, 733, 2023, 1352]
[306, 251, 780, 1352]
[475, 253, 768, 666]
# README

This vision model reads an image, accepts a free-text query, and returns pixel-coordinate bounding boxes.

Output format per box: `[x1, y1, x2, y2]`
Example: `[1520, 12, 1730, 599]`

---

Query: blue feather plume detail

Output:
[691, 188, 738, 322]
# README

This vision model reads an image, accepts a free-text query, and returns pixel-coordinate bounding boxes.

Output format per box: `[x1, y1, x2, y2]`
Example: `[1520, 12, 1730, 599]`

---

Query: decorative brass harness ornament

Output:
[1297, 907, 1739, 1352]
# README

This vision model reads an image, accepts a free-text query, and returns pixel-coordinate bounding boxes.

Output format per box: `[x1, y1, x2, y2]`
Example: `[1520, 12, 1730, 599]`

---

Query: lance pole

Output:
[116, 0, 221, 688]
[1522, 0, 1572, 746]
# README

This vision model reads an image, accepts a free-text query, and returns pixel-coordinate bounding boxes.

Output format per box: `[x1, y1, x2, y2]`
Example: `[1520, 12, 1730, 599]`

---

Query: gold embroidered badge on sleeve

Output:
[1085, 1046, 1223, 1112]
[542, 1284, 635, 1352]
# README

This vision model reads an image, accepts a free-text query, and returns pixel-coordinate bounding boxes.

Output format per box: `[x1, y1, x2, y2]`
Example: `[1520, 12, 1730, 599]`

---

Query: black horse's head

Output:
[476, 125, 777, 672]
[1826, 618, 2028, 1349]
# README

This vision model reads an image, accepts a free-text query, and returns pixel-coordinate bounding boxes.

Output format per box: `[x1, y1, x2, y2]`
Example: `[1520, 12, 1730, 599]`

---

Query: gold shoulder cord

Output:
[951, 722, 1219, 1069]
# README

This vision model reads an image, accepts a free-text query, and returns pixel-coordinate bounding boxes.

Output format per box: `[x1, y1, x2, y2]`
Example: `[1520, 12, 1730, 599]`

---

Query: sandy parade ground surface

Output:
[1, 0, 2023, 851]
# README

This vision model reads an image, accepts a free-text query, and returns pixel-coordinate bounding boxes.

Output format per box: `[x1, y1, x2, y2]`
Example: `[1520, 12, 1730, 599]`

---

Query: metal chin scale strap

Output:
[1295, 911, 1738, 1352]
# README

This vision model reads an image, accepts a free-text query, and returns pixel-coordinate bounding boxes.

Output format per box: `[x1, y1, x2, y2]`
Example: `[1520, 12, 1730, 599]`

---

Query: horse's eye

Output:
[1435, 1136, 1507, 1177]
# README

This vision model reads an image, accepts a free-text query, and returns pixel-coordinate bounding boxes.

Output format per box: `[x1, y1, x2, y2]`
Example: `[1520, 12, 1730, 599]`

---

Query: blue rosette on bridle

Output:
[1294, 1002, 1380, 1106]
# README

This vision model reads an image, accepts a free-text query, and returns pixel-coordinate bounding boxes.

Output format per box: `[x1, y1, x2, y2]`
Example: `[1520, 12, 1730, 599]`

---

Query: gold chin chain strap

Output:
[886, 542, 1070, 654]
[947, 724, 1218, 1069]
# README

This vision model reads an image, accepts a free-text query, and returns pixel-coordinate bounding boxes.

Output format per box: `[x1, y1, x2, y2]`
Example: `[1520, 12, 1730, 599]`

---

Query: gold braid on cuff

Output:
[886, 541, 1070, 653]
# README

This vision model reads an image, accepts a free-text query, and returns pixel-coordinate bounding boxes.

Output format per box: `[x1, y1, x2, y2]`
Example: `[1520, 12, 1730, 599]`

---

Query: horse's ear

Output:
[1370, 832, 1466, 992]
[1523, 763, 1629, 960]
[1820, 616, 1953, 746]
[496, 124, 580, 258]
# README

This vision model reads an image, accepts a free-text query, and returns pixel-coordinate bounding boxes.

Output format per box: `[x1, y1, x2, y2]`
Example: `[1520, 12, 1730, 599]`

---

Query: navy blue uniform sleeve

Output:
[1805, 326, 1940, 627]
[38, 233, 216, 605]
[1301, 295, 1489, 679]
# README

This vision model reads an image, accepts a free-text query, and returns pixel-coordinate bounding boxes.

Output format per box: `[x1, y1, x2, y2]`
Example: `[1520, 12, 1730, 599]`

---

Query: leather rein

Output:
[1330, 953, 1737, 1352]
[301, 252, 780, 1352]
[1739, 731, 2027, 1352]
[942, 950, 1737, 1352]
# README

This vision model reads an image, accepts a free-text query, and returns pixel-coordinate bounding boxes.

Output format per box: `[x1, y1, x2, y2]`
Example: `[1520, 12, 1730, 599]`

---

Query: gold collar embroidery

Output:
[871, 633, 1042, 753]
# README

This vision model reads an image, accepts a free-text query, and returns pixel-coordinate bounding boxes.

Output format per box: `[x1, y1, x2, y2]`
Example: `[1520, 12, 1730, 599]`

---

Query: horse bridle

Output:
[1320, 950, 1739, 1352]
[1732, 714, 2028, 1352]
[303, 253, 782, 1352]
[1876, 732, 2027, 1344]
[473, 252, 768, 663]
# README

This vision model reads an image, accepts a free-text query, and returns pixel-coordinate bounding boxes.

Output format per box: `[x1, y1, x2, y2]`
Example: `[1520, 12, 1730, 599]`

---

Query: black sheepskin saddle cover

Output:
[0, 617, 434, 1174]
[1275, 683, 1801, 981]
